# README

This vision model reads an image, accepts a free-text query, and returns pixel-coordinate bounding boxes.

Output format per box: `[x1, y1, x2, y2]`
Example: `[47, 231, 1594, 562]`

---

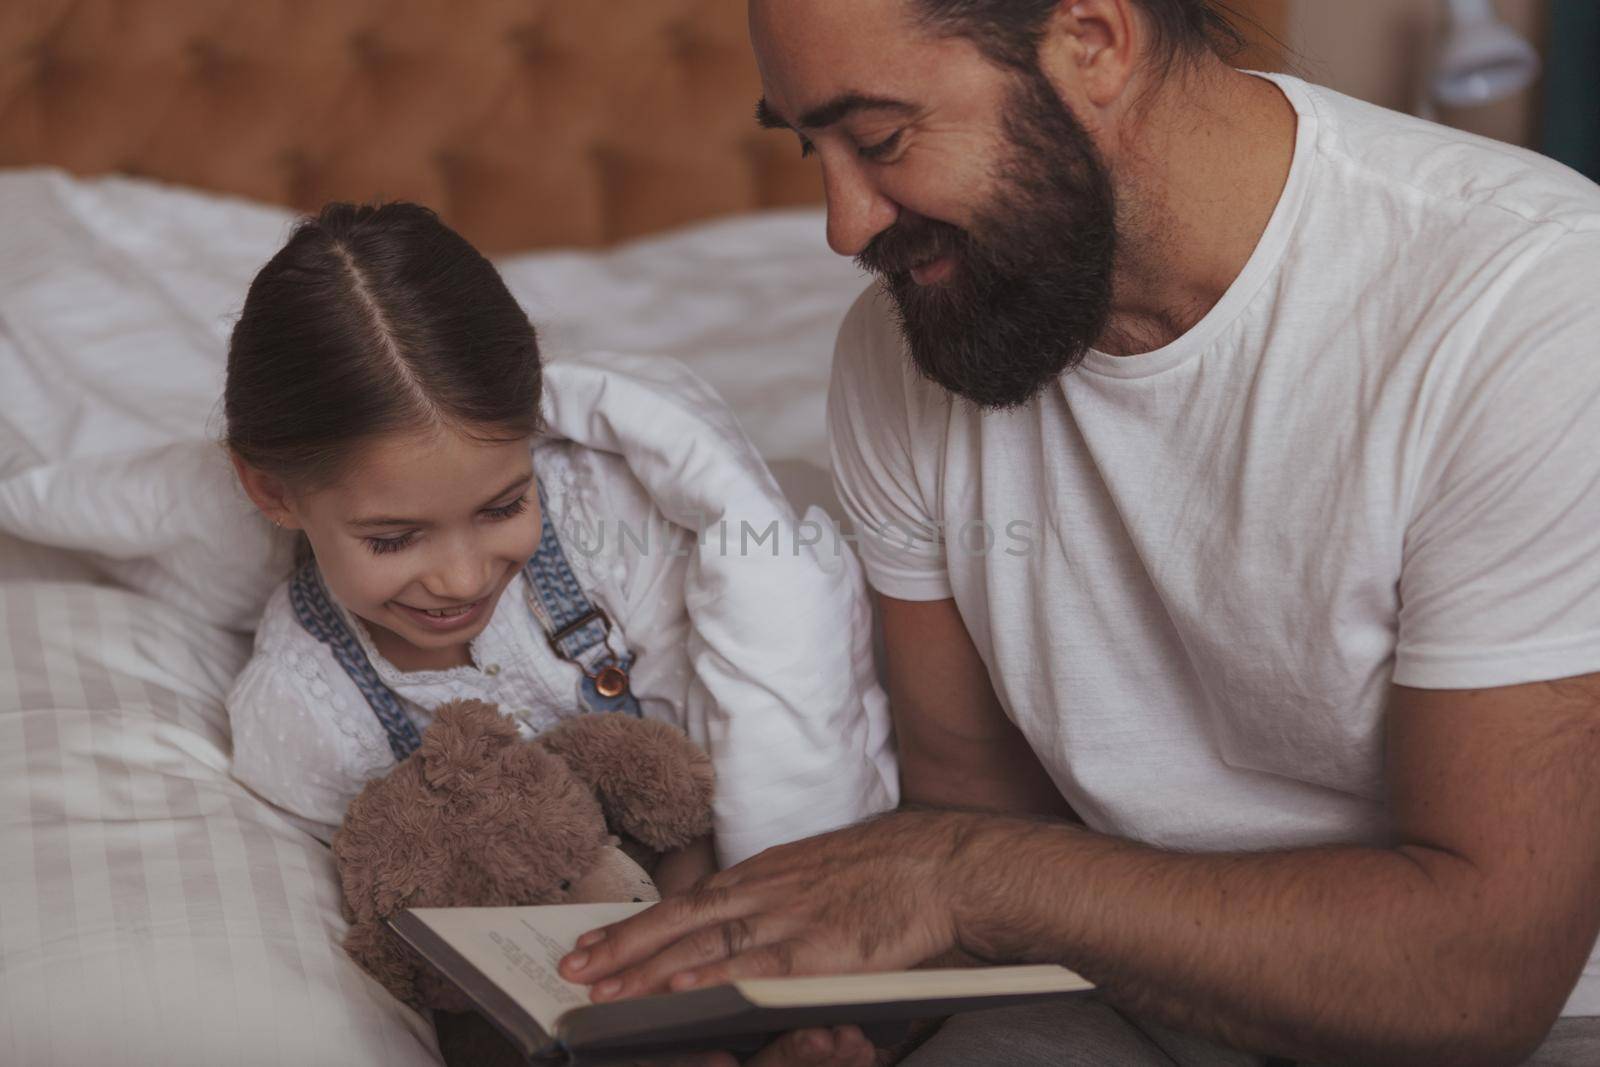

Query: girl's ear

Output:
[230, 452, 303, 530]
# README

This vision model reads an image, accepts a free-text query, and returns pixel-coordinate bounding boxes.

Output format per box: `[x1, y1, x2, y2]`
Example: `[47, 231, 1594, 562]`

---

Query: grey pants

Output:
[898, 1000, 1600, 1066]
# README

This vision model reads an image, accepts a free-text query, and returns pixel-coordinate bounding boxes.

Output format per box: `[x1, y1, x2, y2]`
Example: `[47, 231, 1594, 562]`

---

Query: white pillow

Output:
[0, 440, 294, 630]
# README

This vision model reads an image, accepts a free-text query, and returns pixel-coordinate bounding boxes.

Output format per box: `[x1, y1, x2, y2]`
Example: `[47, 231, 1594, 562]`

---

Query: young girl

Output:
[221, 202, 729, 886]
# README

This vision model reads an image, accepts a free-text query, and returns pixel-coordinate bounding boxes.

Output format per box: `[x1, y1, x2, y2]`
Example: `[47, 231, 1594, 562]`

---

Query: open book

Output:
[391, 903, 1095, 1065]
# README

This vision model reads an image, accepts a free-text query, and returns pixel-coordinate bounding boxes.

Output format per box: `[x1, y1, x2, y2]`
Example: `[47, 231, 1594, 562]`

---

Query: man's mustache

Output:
[855, 214, 969, 278]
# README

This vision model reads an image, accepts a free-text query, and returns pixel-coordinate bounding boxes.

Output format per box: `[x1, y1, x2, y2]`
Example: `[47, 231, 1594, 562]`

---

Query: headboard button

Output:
[187, 39, 230, 80]
[507, 22, 552, 64]
[29, 43, 69, 87]
[348, 28, 384, 67]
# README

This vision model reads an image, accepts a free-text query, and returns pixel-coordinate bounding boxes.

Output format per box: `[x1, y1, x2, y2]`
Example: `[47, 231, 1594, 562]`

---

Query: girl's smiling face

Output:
[253, 425, 542, 671]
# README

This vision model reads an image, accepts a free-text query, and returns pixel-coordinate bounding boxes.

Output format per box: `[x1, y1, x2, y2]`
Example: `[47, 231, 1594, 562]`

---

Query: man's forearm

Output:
[943, 814, 1566, 1066]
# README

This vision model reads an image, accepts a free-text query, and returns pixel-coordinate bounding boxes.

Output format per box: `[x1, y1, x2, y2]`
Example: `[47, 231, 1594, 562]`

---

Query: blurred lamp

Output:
[1432, 0, 1542, 108]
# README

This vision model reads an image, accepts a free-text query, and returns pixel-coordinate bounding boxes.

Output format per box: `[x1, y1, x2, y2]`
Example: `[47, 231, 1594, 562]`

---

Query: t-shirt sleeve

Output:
[1393, 230, 1600, 690]
[827, 285, 953, 601]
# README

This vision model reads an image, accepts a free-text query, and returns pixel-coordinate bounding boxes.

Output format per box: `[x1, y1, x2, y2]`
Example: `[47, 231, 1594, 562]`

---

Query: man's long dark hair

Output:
[911, 0, 1245, 74]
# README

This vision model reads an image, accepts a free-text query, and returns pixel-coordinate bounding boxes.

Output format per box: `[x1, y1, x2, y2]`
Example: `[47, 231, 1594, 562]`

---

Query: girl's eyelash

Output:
[484, 495, 530, 521]
[360, 496, 528, 556]
[364, 532, 415, 556]
[799, 137, 815, 159]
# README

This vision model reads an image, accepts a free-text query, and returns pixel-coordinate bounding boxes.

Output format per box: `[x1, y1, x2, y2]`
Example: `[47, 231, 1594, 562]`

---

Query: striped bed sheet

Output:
[0, 581, 440, 1066]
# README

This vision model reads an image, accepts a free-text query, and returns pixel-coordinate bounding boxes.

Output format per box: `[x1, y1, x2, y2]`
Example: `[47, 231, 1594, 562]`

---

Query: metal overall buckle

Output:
[547, 607, 631, 699]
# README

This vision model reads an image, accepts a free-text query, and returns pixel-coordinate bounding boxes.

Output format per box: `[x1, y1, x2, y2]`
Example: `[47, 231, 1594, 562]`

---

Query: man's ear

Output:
[230, 452, 303, 530]
[1038, 0, 1140, 112]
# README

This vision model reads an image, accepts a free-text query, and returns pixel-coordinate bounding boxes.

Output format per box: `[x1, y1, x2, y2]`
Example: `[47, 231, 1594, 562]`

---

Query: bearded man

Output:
[561, 2, 1600, 1064]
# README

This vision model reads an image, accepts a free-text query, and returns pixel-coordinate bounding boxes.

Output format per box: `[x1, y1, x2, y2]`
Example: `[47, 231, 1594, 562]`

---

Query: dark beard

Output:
[855, 68, 1117, 410]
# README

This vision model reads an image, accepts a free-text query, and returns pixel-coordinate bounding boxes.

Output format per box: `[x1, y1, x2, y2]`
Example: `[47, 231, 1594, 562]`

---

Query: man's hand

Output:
[560, 811, 968, 1000]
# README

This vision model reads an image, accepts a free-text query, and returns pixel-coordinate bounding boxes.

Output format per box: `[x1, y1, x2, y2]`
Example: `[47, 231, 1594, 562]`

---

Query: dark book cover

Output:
[391, 907, 1095, 1066]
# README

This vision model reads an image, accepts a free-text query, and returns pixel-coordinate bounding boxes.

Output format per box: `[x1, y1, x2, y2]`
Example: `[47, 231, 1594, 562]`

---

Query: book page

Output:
[407, 902, 651, 1033]
[735, 965, 1093, 1009]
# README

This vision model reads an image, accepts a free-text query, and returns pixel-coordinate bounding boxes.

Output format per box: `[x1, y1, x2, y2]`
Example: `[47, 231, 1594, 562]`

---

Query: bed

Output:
[0, 166, 874, 1065]
[0, 3, 1286, 1063]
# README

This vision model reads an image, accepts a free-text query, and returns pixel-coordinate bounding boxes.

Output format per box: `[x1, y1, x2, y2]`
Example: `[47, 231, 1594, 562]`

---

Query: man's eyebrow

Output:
[347, 474, 532, 529]
[755, 92, 916, 132]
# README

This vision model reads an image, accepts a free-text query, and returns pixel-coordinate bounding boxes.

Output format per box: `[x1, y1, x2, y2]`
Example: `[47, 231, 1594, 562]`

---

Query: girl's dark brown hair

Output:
[224, 201, 542, 489]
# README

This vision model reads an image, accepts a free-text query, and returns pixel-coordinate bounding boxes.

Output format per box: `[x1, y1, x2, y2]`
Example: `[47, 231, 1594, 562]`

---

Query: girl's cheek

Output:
[507, 511, 543, 561]
[323, 543, 410, 608]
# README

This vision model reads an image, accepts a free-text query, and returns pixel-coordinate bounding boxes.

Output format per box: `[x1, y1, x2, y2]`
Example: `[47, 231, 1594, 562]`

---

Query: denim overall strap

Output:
[288, 560, 424, 762]
[524, 477, 643, 716]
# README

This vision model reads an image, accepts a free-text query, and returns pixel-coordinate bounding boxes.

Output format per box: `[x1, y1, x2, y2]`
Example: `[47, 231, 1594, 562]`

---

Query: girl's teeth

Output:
[423, 604, 472, 618]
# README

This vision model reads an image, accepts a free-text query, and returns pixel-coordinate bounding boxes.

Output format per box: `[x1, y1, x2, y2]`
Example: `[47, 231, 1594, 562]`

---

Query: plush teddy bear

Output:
[332, 698, 715, 1013]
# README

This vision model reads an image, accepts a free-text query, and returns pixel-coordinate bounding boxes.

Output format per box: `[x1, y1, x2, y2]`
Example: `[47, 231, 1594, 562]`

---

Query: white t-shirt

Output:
[829, 74, 1600, 1012]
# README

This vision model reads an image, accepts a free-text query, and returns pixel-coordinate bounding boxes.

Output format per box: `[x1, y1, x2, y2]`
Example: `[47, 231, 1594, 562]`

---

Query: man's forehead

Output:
[748, 0, 913, 50]
[748, 0, 976, 126]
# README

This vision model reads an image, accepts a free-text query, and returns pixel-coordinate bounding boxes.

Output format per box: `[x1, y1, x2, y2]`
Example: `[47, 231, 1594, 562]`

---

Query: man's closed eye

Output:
[858, 130, 904, 161]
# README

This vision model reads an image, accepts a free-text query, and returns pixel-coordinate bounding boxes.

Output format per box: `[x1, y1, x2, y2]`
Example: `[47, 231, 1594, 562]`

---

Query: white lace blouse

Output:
[226, 439, 695, 841]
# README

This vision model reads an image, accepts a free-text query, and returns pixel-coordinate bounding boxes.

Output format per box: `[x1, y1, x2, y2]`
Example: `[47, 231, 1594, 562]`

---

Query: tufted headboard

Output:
[0, 0, 1286, 252]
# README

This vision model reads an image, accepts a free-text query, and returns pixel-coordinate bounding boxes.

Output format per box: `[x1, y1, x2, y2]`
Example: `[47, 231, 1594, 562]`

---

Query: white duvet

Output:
[0, 168, 890, 1065]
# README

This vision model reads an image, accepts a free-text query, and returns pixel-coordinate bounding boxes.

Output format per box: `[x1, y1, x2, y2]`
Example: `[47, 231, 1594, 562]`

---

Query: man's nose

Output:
[822, 160, 898, 257]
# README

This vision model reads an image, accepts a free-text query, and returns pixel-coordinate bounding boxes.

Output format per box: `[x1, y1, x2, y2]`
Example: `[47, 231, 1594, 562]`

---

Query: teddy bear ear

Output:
[538, 714, 715, 852]
[418, 700, 521, 790]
